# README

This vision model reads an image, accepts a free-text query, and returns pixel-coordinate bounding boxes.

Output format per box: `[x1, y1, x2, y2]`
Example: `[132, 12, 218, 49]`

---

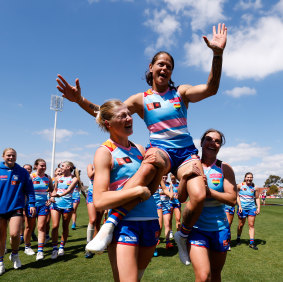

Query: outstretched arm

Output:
[179, 23, 227, 104]
[56, 74, 100, 117]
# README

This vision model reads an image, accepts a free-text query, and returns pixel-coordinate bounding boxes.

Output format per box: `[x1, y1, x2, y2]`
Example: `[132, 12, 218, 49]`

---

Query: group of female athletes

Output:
[0, 23, 261, 281]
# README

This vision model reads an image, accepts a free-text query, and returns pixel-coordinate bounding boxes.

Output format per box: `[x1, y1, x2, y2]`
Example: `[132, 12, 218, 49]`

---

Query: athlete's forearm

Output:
[93, 186, 144, 211]
[209, 189, 236, 206]
[77, 96, 100, 117]
[206, 55, 223, 95]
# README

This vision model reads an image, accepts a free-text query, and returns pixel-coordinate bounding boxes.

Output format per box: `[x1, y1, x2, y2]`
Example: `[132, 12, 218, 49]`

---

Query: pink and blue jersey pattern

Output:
[102, 139, 157, 220]
[143, 88, 193, 149]
[194, 160, 228, 231]
[54, 176, 73, 209]
[30, 173, 49, 207]
[239, 182, 256, 210]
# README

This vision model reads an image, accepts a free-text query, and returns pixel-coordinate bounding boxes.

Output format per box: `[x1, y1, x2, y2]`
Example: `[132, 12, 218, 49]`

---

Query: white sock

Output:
[87, 223, 94, 243]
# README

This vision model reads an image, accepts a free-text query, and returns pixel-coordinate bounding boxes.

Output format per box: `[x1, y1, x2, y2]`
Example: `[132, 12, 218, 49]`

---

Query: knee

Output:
[143, 150, 168, 171]
[196, 270, 211, 282]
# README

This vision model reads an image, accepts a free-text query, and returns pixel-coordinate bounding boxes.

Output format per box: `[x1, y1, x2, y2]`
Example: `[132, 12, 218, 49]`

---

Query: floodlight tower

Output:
[50, 95, 64, 178]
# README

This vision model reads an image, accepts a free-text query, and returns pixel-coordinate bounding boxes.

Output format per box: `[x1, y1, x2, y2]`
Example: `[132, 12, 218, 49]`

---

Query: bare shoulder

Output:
[135, 143, 145, 156]
[222, 162, 234, 174]
[94, 146, 112, 164]
[124, 92, 144, 116]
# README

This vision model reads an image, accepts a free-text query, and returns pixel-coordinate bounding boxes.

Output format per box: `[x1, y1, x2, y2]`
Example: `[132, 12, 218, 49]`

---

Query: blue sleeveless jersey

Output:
[55, 176, 73, 209]
[194, 160, 228, 231]
[88, 179, 93, 193]
[143, 88, 194, 149]
[238, 182, 256, 210]
[30, 173, 49, 207]
[72, 184, 80, 200]
[170, 182, 180, 205]
[102, 139, 157, 220]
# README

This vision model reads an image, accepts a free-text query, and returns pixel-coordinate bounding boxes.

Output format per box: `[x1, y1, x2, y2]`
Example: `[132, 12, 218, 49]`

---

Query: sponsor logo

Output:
[33, 181, 40, 184]
[117, 157, 132, 165]
[11, 181, 17, 185]
[169, 97, 181, 103]
[210, 173, 222, 178]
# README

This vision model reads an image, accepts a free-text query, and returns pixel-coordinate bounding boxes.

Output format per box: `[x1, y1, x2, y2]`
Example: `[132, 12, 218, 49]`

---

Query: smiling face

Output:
[3, 149, 17, 168]
[107, 104, 133, 137]
[201, 131, 222, 158]
[245, 173, 253, 185]
[149, 53, 173, 91]
[36, 161, 46, 174]
[60, 162, 71, 174]
[23, 164, 32, 174]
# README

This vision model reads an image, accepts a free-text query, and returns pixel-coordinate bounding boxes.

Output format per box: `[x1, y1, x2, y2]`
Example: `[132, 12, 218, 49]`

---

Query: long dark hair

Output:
[145, 51, 176, 90]
[200, 128, 226, 147]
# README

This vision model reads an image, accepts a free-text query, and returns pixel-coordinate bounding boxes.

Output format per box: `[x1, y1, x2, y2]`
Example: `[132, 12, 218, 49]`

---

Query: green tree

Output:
[264, 175, 283, 188]
[266, 184, 279, 196]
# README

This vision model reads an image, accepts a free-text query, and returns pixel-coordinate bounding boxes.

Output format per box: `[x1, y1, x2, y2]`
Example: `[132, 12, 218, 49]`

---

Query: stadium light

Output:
[50, 95, 64, 178]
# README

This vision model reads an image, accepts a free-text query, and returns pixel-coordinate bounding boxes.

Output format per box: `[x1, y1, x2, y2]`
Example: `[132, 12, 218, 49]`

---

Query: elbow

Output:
[93, 199, 105, 211]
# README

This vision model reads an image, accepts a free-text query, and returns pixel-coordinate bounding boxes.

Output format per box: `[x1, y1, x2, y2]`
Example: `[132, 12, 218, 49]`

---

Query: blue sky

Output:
[1, 0, 283, 186]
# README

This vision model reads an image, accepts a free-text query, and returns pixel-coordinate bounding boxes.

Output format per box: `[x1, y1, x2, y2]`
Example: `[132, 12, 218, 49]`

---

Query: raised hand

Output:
[203, 23, 227, 55]
[56, 74, 82, 103]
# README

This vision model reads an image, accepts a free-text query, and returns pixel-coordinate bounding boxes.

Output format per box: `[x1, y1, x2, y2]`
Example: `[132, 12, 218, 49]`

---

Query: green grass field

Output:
[3, 198, 283, 281]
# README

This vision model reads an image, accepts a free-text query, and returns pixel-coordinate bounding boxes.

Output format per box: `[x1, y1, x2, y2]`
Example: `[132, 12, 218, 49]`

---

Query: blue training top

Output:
[0, 162, 35, 214]
[54, 176, 73, 209]
[238, 182, 256, 210]
[30, 172, 50, 207]
[143, 88, 194, 149]
[194, 160, 229, 231]
[101, 139, 158, 220]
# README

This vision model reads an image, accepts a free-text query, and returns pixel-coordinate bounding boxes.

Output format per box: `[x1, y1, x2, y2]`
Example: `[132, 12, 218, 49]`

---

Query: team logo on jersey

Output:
[251, 189, 254, 192]
[137, 155, 143, 160]
[33, 181, 40, 184]
[59, 180, 64, 183]
[67, 181, 72, 186]
[117, 157, 132, 165]
[244, 188, 247, 191]
[223, 240, 229, 246]
[212, 179, 220, 186]
[13, 175, 19, 180]
[146, 102, 161, 111]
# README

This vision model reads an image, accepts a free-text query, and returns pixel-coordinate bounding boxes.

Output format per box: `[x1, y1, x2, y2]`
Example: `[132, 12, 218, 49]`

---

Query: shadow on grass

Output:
[20, 243, 87, 270]
[154, 238, 178, 257]
[230, 238, 266, 248]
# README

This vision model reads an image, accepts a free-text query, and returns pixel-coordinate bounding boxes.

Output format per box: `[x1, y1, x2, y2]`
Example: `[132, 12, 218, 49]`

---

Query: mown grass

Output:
[3, 198, 283, 281]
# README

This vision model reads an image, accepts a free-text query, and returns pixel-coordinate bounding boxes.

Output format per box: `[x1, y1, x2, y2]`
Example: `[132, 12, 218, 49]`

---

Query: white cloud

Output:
[144, 9, 181, 55]
[270, 0, 283, 16]
[218, 143, 270, 163]
[184, 16, 283, 80]
[234, 0, 262, 10]
[85, 143, 100, 148]
[88, 0, 100, 4]
[224, 86, 256, 98]
[164, 0, 226, 31]
[34, 128, 88, 143]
